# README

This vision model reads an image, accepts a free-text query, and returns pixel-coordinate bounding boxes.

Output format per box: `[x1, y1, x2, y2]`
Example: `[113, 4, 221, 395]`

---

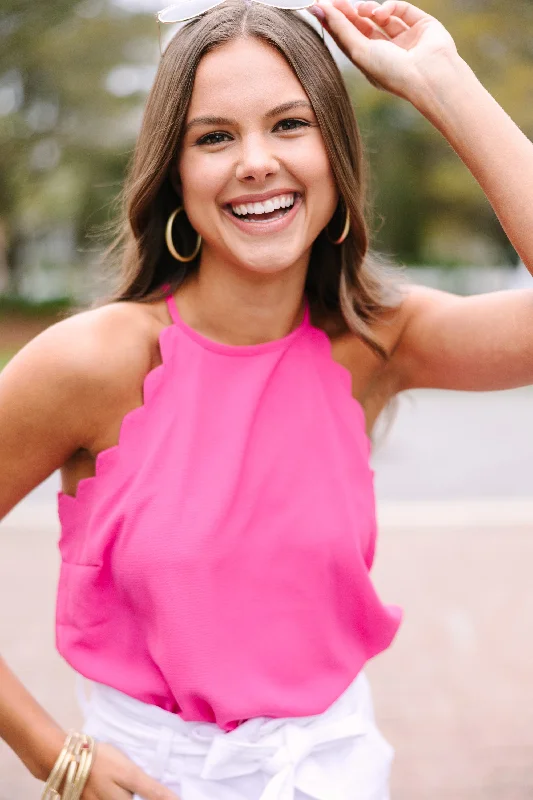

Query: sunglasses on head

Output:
[157, 0, 325, 50]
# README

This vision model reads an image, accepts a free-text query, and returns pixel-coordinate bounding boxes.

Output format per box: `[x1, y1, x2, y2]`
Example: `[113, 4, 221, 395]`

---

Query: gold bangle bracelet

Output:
[61, 756, 80, 800]
[62, 735, 86, 800]
[69, 748, 89, 800]
[62, 748, 82, 800]
[68, 739, 95, 800]
[63, 735, 95, 800]
[76, 739, 95, 799]
[41, 731, 76, 798]
[41, 732, 94, 800]
[47, 731, 75, 787]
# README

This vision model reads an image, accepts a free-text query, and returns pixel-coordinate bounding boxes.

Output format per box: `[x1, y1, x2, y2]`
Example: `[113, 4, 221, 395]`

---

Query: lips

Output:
[224, 189, 301, 207]
[221, 192, 303, 236]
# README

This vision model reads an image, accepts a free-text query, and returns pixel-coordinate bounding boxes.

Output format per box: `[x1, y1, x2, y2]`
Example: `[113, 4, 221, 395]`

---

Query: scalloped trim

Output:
[314, 326, 373, 455]
[57, 322, 176, 511]
[329, 357, 372, 452]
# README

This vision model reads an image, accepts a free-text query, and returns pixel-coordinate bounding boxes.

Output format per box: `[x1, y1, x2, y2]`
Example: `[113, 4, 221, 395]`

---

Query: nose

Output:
[234, 134, 281, 183]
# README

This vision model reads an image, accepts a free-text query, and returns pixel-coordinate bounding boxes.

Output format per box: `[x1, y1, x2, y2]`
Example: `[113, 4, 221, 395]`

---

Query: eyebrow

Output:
[183, 100, 314, 134]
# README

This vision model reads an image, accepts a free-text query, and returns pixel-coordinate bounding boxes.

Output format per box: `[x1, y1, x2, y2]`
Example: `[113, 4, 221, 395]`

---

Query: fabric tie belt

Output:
[191, 710, 370, 800]
[78, 676, 393, 800]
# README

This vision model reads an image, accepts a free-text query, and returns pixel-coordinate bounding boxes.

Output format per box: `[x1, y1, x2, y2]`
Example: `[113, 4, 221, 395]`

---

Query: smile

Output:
[222, 193, 303, 236]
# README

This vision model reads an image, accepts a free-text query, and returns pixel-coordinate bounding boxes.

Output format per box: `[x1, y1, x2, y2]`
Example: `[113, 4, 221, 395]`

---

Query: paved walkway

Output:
[2, 383, 532, 798]
[13, 385, 533, 511]
[1, 504, 532, 800]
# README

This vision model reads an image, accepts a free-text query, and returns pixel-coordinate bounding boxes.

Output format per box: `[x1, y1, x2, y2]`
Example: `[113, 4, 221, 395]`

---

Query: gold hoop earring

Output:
[326, 204, 350, 245]
[165, 206, 202, 263]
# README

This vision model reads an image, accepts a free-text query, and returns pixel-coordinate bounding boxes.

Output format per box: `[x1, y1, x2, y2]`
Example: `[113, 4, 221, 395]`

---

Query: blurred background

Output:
[0, 0, 532, 797]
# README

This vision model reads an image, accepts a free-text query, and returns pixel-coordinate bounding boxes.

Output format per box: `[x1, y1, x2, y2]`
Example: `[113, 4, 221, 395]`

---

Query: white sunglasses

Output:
[157, 0, 324, 48]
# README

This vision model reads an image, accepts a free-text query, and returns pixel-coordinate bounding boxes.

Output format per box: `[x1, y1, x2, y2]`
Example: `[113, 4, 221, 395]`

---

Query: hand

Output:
[311, 0, 459, 102]
[81, 741, 180, 799]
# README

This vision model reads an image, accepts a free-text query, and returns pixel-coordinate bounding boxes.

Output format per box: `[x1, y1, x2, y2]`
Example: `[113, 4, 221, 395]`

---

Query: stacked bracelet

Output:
[41, 731, 96, 800]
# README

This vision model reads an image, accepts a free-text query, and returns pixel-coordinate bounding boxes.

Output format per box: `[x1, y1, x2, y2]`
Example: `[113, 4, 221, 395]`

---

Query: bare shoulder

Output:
[362, 283, 453, 394]
[362, 282, 451, 365]
[388, 282, 458, 326]
[379, 282, 533, 392]
[4, 300, 159, 415]
[328, 287, 416, 428]
[59, 300, 159, 393]
[0, 302, 164, 458]
[0, 299, 164, 518]
[384, 282, 465, 392]
[64, 299, 158, 365]
[330, 288, 407, 369]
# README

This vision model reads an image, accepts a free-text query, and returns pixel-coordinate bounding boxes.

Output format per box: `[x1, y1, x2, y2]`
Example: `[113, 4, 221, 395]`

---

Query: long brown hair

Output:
[95, 0, 401, 356]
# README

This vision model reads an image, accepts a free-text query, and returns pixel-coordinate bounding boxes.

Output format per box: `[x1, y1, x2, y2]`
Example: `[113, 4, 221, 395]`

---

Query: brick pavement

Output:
[1, 511, 532, 799]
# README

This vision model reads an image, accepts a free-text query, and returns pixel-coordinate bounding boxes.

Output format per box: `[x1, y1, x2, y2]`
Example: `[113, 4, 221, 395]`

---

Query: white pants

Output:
[78, 671, 393, 800]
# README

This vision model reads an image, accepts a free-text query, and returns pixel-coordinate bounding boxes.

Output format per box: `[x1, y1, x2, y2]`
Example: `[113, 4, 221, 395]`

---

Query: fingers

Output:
[354, 1, 411, 39]
[129, 767, 180, 800]
[331, 0, 391, 40]
[86, 742, 180, 800]
[358, 1, 429, 27]
[321, 0, 412, 45]
[313, 0, 388, 41]
[369, 6, 410, 38]
[106, 787, 136, 799]
[316, 0, 378, 62]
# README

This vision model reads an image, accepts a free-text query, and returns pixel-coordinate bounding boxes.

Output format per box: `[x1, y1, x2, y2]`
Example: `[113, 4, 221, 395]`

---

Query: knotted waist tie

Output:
[77, 675, 393, 800]
[193, 710, 370, 800]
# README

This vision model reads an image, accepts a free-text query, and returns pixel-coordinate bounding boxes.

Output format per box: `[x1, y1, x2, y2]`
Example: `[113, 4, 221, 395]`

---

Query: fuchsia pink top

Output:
[56, 286, 402, 732]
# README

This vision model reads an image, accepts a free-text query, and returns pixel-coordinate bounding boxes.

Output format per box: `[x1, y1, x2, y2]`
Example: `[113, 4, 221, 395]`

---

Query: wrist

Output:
[409, 52, 477, 118]
[26, 723, 67, 781]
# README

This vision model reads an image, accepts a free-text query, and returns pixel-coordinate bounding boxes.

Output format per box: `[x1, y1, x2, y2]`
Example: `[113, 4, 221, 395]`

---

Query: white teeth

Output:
[231, 193, 296, 216]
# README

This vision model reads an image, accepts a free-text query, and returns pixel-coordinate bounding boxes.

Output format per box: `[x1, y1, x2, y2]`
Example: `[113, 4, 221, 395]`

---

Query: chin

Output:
[232, 242, 307, 274]
[237, 255, 300, 276]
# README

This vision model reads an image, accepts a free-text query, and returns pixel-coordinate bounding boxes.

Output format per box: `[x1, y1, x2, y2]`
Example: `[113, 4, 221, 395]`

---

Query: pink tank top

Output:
[56, 287, 402, 731]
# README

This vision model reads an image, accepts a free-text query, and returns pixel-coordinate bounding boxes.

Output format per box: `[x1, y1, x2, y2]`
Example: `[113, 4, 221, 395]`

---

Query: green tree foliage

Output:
[1, 0, 532, 291]
[345, 0, 533, 265]
[0, 0, 158, 291]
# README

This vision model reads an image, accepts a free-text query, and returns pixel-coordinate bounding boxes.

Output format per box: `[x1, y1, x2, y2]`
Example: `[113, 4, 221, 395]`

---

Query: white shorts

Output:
[78, 671, 393, 800]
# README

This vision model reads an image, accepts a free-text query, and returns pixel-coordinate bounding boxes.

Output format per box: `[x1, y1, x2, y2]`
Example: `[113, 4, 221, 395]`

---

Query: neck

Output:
[176, 258, 308, 347]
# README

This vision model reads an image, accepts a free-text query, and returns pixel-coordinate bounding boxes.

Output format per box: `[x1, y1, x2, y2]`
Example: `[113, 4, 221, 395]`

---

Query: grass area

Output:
[0, 296, 72, 316]
[0, 351, 16, 371]
[0, 297, 73, 368]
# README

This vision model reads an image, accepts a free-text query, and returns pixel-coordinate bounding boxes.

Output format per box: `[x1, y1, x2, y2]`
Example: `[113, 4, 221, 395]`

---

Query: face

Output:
[176, 36, 339, 278]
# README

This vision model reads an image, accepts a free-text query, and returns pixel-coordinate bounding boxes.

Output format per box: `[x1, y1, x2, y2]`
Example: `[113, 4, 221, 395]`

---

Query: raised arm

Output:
[408, 48, 533, 277]
[312, 0, 533, 275]
[309, 0, 533, 392]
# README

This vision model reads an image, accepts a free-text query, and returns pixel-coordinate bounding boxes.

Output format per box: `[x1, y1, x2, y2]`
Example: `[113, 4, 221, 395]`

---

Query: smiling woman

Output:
[1, 0, 533, 798]
[103, 0, 401, 354]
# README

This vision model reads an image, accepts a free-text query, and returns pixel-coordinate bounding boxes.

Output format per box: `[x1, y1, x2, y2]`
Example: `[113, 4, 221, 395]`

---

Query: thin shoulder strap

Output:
[162, 282, 180, 325]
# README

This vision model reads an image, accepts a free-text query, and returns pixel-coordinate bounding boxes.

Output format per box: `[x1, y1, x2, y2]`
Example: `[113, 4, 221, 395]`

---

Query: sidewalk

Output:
[1, 503, 533, 799]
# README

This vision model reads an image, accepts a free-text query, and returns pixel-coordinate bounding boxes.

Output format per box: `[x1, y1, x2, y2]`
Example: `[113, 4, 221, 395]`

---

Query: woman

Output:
[0, 1, 531, 798]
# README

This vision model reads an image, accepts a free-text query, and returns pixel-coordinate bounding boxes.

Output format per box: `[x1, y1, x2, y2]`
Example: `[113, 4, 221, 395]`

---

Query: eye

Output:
[196, 131, 231, 146]
[195, 118, 312, 146]
[274, 118, 311, 132]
